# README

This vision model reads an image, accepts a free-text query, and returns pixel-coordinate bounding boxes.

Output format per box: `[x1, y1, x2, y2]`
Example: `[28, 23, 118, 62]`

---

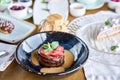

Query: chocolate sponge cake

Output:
[38, 52, 64, 67]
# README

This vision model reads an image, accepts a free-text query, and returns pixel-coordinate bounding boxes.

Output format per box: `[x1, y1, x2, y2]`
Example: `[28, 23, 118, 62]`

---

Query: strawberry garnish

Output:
[39, 41, 64, 57]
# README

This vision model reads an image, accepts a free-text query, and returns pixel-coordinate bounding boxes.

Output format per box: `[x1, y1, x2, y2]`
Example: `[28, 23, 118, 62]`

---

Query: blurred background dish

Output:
[33, 0, 69, 25]
[70, 2, 86, 17]
[67, 11, 120, 66]
[7, 2, 33, 19]
[0, 0, 12, 11]
[4, 7, 32, 20]
[108, 0, 120, 10]
[17, 0, 32, 7]
[15, 31, 89, 75]
[0, 13, 36, 43]
[70, 0, 104, 10]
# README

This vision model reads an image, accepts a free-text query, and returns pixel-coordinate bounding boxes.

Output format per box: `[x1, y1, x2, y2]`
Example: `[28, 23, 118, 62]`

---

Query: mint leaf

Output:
[111, 46, 119, 51]
[42, 44, 48, 49]
[105, 20, 111, 25]
[44, 47, 53, 53]
[42, 41, 59, 53]
[51, 41, 59, 49]
[41, 0, 46, 3]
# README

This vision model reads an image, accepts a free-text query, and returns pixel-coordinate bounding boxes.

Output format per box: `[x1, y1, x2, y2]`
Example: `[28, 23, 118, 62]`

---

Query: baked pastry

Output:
[39, 14, 69, 32]
[0, 18, 14, 34]
[38, 41, 64, 67]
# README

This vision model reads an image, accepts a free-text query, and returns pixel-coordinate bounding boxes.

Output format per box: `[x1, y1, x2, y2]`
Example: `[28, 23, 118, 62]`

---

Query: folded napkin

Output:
[0, 42, 17, 71]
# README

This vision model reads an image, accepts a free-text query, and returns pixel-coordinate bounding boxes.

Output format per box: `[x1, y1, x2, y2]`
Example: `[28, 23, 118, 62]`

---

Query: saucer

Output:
[70, 0, 104, 10]
[4, 8, 33, 20]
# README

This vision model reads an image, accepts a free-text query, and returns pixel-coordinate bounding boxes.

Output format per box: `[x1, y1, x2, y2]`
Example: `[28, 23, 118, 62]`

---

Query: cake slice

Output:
[97, 25, 120, 40]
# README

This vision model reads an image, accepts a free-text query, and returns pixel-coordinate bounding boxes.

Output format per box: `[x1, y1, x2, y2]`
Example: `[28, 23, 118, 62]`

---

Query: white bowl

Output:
[70, 2, 86, 17]
[8, 3, 28, 19]
[108, 1, 120, 9]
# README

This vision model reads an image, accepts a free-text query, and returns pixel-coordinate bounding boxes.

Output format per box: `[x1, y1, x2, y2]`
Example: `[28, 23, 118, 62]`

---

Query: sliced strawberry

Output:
[40, 48, 52, 56]
[50, 50, 63, 57]
[56, 46, 64, 52]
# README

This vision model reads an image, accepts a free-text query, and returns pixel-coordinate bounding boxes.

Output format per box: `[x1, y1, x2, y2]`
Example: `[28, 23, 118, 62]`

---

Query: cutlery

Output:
[0, 50, 9, 58]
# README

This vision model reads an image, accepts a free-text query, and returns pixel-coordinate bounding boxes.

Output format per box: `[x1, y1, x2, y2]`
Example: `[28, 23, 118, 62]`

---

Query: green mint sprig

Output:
[42, 41, 59, 53]
[105, 20, 111, 26]
[110, 45, 119, 51]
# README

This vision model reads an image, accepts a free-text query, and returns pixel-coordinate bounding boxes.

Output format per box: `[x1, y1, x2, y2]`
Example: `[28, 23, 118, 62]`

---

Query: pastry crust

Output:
[39, 14, 69, 33]
[0, 28, 9, 34]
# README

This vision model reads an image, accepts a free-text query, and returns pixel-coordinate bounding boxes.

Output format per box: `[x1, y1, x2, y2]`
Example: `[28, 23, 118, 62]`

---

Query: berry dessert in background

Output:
[31, 41, 74, 73]
[8, 3, 28, 19]
[10, 5, 25, 10]
[0, 18, 14, 34]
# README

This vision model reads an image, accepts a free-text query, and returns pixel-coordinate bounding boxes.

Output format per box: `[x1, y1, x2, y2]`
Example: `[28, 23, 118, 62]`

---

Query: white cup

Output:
[8, 3, 28, 19]
[70, 3, 86, 17]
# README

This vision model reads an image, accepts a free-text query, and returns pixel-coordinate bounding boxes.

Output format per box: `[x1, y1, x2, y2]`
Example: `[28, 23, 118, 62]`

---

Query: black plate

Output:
[15, 31, 89, 76]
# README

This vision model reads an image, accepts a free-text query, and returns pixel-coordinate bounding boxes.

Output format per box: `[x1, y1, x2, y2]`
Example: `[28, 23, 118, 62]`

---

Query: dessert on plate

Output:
[0, 18, 14, 34]
[87, 16, 120, 53]
[39, 14, 69, 33]
[31, 41, 74, 73]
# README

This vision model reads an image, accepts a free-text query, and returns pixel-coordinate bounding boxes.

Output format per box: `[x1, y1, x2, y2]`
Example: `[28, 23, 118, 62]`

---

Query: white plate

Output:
[3, 8, 33, 20]
[33, 0, 69, 25]
[0, 13, 36, 43]
[67, 11, 120, 66]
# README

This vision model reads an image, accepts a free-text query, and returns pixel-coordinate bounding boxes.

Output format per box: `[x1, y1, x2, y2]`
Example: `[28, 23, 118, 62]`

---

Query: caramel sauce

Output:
[31, 50, 74, 73]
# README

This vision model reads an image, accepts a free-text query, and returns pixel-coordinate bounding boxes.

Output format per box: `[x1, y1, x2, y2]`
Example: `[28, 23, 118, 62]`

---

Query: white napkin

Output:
[0, 42, 17, 71]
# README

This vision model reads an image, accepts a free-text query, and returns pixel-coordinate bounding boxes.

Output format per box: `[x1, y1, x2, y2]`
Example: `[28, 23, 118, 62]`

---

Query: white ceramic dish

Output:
[4, 8, 32, 20]
[33, 0, 69, 25]
[67, 11, 120, 66]
[70, 2, 86, 17]
[70, 0, 104, 10]
[108, 0, 120, 10]
[0, 13, 36, 43]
